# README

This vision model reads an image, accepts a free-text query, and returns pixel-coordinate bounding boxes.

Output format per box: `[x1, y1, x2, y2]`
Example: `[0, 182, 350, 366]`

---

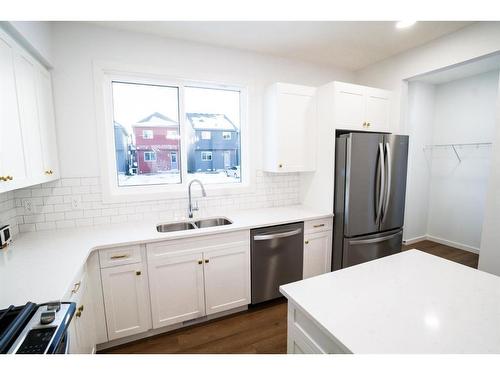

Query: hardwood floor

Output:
[99, 298, 288, 354]
[100, 240, 478, 354]
[402, 240, 479, 269]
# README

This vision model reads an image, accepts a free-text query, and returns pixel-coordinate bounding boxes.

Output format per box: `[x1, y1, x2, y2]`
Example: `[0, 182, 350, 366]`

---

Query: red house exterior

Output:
[132, 112, 180, 174]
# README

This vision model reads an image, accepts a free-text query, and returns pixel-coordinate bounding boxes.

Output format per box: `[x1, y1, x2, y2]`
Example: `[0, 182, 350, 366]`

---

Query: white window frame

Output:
[142, 129, 153, 139]
[94, 62, 252, 203]
[166, 130, 178, 139]
[144, 151, 157, 162]
[201, 151, 213, 161]
[222, 132, 232, 140]
[201, 131, 211, 140]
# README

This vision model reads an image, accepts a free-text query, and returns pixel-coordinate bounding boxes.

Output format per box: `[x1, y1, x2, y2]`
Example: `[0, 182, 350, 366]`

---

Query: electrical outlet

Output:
[23, 199, 34, 214]
[71, 196, 82, 210]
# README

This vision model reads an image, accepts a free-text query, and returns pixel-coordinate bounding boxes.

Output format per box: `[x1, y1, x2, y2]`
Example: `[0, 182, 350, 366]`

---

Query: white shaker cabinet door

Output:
[365, 87, 391, 132]
[0, 36, 26, 190]
[333, 82, 366, 130]
[13, 52, 44, 180]
[35, 66, 60, 179]
[148, 251, 206, 329]
[203, 243, 250, 315]
[303, 230, 332, 279]
[101, 263, 152, 341]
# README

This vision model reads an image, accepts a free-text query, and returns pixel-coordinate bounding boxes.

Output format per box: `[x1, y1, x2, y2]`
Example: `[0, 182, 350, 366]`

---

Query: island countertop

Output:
[280, 250, 500, 354]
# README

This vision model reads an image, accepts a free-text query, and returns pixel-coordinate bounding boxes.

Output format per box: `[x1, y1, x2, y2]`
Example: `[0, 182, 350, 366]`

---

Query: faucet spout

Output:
[188, 179, 207, 218]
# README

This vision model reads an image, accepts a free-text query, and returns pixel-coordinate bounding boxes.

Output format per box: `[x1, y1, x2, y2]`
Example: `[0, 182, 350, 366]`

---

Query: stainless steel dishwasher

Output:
[251, 222, 304, 304]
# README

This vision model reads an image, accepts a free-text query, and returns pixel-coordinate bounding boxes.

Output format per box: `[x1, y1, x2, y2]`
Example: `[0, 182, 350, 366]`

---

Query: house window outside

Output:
[166, 130, 178, 139]
[142, 130, 153, 139]
[185, 86, 241, 184]
[111, 81, 181, 186]
[144, 151, 156, 162]
[108, 78, 243, 191]
[201, 151, 213, 161]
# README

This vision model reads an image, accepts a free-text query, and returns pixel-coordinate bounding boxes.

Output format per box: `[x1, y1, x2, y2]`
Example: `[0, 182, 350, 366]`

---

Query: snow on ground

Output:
[118, 171, 240, 186]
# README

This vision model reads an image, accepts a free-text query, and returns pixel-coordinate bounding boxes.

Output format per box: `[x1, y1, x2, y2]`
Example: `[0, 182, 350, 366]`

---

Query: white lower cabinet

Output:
[148, 251, 206, 329]
[147, 230, 250, 330]
[67, 270, 97, 354]
[100, 262, 152, 340]
[203, 244, 250, 315]
[303, 218, 333, 279]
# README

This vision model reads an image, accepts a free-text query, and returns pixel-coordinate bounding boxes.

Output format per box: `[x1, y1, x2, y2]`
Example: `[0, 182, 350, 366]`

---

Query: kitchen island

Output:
[279, 250, 500, 353]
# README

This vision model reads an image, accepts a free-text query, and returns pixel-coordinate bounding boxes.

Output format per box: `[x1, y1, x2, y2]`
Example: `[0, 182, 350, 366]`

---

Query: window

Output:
[166, 130, 178, 139]
[185, 86, 241, 183]
[105, 74, 244, 196]
[201, 151, 212, 161]
[144, 151, 156, 162]
[110, 81, 181, 186]
[142, 130, 153, 139]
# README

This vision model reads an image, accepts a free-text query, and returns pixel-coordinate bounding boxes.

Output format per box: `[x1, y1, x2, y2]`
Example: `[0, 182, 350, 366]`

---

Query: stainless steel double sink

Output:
[156, 217, 232, 233]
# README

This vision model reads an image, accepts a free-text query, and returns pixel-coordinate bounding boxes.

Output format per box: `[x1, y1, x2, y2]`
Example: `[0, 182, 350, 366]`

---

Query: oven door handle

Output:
[253, 228, 302, 241]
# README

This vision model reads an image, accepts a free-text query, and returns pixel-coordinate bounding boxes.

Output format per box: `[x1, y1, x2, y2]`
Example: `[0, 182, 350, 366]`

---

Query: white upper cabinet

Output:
[35, 66, 60, 179]
[0, 29, 59, 193]
[333, 81, 391, 133]
[264, 83, 317, 173]
[0, 35, 27, 189]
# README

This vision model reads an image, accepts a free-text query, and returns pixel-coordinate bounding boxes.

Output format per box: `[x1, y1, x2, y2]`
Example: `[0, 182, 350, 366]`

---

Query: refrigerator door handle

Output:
[382, 142, 392, 221]
[348, 232, 401, 245]
[376, 142, 385, 224]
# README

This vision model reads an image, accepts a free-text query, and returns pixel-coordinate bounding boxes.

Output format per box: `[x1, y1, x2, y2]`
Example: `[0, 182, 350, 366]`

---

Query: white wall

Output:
[426, 71, 498, 251]
[404, 81, 435, 242]
[51, 22, 354, 179]
[478, 76, 500, 273]
[355, 22, 500, 273]
[0, 21, 53, 66]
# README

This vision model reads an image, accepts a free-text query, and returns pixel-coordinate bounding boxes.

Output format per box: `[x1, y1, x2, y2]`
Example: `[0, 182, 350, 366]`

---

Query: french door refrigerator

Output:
[333, 132, 409, 270]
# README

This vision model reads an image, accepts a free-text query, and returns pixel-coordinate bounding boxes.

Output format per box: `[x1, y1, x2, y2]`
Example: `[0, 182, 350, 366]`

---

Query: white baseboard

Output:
[425, 235, 480, 254]
[403, 236, 427, 245]
[404, 233, 479, 254]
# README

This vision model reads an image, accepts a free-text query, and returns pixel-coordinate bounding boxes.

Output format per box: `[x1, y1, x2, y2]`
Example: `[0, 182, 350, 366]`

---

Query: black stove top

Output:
[0, 302, 75, 354]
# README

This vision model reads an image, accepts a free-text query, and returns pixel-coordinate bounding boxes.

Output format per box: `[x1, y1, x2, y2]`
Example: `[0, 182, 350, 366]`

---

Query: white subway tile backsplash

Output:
[5, 172, 300, 233]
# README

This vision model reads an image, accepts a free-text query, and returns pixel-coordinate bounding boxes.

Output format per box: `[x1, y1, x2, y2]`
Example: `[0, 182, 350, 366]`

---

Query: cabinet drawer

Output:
[99, 245, 142, 268]
[305, 218, 333, 233]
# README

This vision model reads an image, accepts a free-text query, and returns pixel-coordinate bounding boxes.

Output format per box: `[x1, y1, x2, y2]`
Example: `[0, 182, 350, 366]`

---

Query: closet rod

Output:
[423, 142, 492, 163]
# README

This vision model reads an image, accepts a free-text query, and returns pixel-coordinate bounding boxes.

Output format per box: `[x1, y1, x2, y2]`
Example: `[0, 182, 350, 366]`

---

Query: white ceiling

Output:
[92, 21, 473, 71]
[408, 52, 500, 84]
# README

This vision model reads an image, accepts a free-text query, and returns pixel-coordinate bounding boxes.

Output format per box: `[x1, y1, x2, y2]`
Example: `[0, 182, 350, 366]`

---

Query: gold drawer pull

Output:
[198, 260, 203, 265]
[71, 281, 81, 294]
[313, 224, 325, 228]
[205, 259, 209, 263]
[7, 176, 13, 180]
[110, 254, 128, 260]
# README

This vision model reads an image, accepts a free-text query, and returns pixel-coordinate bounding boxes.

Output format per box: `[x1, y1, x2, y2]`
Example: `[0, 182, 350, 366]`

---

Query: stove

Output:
[0, 301, 76, 354]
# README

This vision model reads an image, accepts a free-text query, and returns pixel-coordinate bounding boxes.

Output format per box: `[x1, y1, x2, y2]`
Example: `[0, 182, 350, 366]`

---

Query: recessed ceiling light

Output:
[396, 21, 417, 29]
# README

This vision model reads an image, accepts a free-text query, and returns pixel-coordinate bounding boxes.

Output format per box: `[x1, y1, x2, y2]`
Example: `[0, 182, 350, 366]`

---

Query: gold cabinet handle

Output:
[198, 260, 203, 265]
[71, 281, 81, 294]
[110, 254, 128, 260]
[136, 271, 141, 276]
[78, 305, 84, 312]
[44, 170, 51, 175]
[305, 240, 309, 244]
[313, 224, 325, 228]
[366, 122, 371, 127]
[0, 176, 6, 182]
[7, 176, 13, 180]
[278, 164, 283, 168]
[205, 259, 209, 263]
[76, 311, 82, 318]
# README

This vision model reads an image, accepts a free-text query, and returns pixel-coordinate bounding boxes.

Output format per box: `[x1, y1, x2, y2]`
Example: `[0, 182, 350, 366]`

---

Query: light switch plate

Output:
[71, 196, 82, 210]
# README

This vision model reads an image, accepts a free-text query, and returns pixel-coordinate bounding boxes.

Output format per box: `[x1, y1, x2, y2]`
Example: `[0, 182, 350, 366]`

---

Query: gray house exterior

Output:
[114, 121, 129, 174]
[186, 113, 240, 173]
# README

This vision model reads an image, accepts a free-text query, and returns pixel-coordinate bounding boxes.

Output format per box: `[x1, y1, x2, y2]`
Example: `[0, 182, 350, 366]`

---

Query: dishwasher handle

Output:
[253, 228, 302, 241]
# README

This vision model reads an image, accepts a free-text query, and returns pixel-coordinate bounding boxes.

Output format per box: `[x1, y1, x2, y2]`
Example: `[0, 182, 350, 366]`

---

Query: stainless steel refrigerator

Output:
[333, 132, 409, 270]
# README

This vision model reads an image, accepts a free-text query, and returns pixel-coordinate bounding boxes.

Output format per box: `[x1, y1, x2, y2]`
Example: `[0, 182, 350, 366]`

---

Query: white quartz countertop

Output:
[280, 250, 500, 354]
[0, 205, 331, 309]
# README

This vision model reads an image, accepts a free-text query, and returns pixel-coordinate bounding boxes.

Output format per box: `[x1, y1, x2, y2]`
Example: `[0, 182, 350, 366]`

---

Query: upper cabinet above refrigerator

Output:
[332, 81, 392, 133]
[263, 83, 317, 173]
